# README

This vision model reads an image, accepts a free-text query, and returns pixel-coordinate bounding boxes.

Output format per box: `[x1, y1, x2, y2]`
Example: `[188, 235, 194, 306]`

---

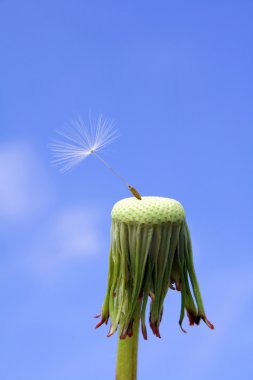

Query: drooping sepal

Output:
[95, 197, 214, 339]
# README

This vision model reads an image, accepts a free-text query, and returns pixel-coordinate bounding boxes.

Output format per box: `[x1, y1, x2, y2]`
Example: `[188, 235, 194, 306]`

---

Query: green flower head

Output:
[96, 196, 214, 339]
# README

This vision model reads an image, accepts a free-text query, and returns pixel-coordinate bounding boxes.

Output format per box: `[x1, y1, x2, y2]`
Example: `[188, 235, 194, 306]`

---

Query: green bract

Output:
[96, 196, 214, 339]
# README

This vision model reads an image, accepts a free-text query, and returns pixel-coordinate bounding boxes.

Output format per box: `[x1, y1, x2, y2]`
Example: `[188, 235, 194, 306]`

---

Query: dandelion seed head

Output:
[49, 115, 118, 173]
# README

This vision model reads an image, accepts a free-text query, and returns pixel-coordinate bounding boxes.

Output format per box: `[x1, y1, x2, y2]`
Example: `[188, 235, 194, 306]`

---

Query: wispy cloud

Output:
[0, 141, 51, 223]
[0, 139, 104, 283]
[24, 204, 103, 280]
[53, 207, 101, 258]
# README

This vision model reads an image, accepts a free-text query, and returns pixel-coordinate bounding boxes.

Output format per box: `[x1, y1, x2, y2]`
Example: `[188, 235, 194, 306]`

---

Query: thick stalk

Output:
[116, 302, 141, 380]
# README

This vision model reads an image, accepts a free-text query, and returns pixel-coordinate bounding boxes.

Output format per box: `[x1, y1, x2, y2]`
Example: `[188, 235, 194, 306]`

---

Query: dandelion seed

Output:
[50, 115, 117, 172]
[50, 115, 142, 199]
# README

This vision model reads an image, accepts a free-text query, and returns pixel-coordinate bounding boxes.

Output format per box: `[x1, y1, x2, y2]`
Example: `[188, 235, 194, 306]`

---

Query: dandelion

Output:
[50, 114, 214, 380]
[50, 115, 142, 199]
[95, 196, 214, 379]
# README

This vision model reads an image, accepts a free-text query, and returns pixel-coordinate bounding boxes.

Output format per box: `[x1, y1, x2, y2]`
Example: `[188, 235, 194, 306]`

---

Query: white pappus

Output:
[49, 114, 142, 200]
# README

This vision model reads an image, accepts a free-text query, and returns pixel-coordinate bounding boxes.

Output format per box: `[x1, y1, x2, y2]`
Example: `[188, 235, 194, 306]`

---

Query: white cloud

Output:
[52, 206, 101, 259]
[0, 141, 51, 223]
[0, 139, 105, 281]
[25, 205, 103, 279]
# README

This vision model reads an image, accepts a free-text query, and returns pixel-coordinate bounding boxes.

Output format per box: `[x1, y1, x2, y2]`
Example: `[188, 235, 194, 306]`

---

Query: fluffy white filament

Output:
[50, 115, 118, 173]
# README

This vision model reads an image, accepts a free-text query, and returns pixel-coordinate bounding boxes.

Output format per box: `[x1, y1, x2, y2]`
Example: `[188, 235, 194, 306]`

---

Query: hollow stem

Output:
[116, 302, 141, 380]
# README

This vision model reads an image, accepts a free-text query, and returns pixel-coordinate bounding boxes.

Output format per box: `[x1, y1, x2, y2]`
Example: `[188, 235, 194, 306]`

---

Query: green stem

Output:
[116, 302, 141, 380]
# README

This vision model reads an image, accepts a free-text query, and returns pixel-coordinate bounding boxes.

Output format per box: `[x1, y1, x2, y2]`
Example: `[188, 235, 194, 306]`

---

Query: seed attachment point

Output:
[128, 185, 142, 200]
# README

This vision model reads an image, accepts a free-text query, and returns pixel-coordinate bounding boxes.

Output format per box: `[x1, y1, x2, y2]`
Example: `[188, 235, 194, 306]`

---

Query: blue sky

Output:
[0, 1, 252, 379]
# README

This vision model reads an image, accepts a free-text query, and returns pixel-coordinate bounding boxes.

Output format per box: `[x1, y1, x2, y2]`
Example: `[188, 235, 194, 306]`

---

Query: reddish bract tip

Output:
[95, 318, 105, 329]
[141, 325, 148, 340]
[203, 317, 215, 330]
[107, 325, 117, 337]
[187, 310, 200, 326]
[120, 330, 127, 340]
[95, 315, 109, 329]
[127, 322, 134, 338]
[150, 321, 161, 338]
[119, 324, 129, 339]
